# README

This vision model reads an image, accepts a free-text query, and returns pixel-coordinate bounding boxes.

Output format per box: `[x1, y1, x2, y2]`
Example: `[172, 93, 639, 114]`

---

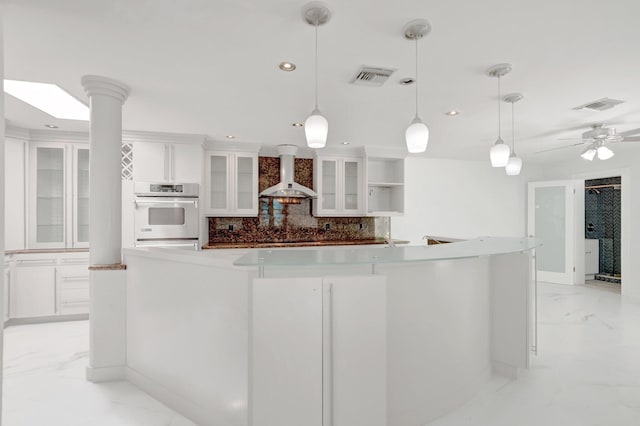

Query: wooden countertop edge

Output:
[89, 263, 127, 271]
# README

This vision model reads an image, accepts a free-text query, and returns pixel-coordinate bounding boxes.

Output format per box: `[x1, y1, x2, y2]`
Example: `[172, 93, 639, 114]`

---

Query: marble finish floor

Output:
[2, 282, 640, 425]
[429, 282, 640, 426]
[2, 320, 196, 426]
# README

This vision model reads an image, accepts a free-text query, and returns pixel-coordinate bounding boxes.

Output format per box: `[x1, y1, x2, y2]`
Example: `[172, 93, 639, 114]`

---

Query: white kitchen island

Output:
[123, 237, 536, 426]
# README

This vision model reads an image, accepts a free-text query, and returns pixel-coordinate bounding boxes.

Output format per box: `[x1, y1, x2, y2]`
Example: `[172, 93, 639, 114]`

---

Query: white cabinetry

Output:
[12, 258, 57, 318]
[366, 156, 405, 216]
[7, 252, 89, 321]
[313, 153, 365, 217]
[585, 239, 599, 278]
[28, 143, 89, 249]
[132, 142, 202, 183]
[251, 275, 386, 426]
[5, 137, 26, 250]
[204, 150, 258, 216]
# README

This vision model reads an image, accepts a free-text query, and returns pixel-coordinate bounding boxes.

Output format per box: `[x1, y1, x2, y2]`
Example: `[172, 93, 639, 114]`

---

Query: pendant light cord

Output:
[511, 101, 516, 154]
[415, 38, 419, 119]
[497, 76, 502, 138]
[314, 24, 319, 110]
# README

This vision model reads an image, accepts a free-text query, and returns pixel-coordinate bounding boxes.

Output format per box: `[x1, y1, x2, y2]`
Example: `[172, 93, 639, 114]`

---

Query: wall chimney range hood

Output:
[259, 144, 317, 202]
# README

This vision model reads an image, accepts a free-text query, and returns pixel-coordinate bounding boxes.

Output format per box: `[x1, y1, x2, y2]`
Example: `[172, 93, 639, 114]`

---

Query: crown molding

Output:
[205, 138, 261, 153]
[28, 129, 90, 144]
[5, 122, 30, 141]
[123, 130, 206, 146]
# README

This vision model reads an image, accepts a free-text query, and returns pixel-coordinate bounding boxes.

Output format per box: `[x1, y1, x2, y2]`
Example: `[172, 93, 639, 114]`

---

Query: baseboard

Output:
[86, 365, 126, 382]
[126, 367, 223, 426]
[492, 361, 520, 379]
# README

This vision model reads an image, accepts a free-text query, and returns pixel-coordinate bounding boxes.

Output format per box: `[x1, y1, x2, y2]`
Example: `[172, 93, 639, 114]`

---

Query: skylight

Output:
[4, 79, 89, 120]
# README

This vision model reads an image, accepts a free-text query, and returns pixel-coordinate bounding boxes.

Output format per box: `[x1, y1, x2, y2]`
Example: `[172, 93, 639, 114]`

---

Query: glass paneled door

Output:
[33, 146, 65, 246]
[73, 147, 90, 247]
[527, 180, 584, 285]
[29, 143, 91, 249]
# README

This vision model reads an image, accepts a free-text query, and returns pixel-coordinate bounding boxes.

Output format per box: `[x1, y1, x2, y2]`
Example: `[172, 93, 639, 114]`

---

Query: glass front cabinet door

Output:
[205, 151, 258, 216]
[314, 156, 364, 216]
[29, 143, 89, 249]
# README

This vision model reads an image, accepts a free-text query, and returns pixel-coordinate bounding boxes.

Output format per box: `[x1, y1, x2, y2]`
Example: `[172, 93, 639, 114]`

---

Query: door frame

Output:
[571, 168, 629, 290]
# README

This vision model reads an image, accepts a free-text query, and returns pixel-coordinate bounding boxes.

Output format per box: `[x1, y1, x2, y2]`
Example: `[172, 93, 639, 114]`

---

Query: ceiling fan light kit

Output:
[302, 2, 331, 149]
[580, 146, 597, 161]
[487, 64, 512, 167]
[403, 19, 431, 154]
[597, 143, 615, 160]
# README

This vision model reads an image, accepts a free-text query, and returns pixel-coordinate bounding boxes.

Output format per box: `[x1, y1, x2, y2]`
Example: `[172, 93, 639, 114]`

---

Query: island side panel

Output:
[125, 254, 251, 426]
[378, 257, 492, 426]
[490, 251, 533, 376]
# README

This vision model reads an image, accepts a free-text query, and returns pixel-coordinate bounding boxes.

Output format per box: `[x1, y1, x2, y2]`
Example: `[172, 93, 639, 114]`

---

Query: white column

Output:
[81, 76, 130, 382]
[81, 75, 129, 266]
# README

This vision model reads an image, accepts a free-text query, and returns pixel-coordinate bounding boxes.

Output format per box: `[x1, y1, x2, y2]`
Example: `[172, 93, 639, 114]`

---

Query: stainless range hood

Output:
[259, 144, 317, 201]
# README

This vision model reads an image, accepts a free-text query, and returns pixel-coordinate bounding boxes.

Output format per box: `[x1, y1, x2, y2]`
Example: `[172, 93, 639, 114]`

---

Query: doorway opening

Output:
[584, 176, 621, 292]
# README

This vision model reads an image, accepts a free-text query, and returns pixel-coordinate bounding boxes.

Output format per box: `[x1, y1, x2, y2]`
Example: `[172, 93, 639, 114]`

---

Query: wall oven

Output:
[134, 182, 199, 250]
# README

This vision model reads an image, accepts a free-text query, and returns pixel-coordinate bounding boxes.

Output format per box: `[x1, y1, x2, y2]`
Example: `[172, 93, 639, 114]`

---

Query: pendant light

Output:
[504, 93, 523, 176]
[302, 2, 331, 149]
[487, 64, 512, 167]
[403, 19, 431, 154]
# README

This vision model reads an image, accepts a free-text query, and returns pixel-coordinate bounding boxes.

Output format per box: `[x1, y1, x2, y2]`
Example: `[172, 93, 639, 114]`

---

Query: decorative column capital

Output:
[81, 75, 130, 104]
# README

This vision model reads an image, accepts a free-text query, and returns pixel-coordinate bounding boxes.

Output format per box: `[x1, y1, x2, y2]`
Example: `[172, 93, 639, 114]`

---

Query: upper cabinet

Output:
[313, 152, 365, 217]
[204, 150, 259, 216]
[28, 142, 89, 249]
[366, 156, 405, 216]
[132, 142, 202, 183]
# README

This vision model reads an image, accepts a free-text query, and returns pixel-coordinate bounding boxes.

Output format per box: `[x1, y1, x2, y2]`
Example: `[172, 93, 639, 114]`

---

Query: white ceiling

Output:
[4, 0, 640, 163]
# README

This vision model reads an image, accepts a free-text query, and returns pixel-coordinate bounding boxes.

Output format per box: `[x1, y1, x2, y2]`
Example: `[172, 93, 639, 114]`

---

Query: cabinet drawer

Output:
[60, 287, 89, 304]
[59, 300, 89, 315]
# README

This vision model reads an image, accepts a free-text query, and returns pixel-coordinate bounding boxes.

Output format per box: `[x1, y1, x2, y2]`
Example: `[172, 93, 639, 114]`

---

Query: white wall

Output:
[527, 151, 640, 303]
[392, 157, 526, 244]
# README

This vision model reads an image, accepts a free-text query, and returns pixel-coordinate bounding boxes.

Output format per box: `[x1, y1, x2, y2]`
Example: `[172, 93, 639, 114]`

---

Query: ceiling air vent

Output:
[351, 66, 397, 87]
[573, 97, 624, 111]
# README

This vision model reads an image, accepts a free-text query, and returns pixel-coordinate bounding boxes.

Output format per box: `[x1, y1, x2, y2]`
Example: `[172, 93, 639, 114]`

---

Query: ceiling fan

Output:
[536, 123, 640, 160]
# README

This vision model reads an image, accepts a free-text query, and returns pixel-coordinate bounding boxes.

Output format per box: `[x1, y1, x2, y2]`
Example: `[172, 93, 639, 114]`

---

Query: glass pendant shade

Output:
[490, 138, 510, 167]
[505, 153, 522, 175]
[597, 145, 614, 160]
[304, 109, 328, 149]
[581, 147, 597, 161]
[405, 117, 429, 153]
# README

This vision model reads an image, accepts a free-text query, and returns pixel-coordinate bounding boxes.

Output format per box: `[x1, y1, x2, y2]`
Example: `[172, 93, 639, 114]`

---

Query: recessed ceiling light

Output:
[279, 62, 296, 71]
[342, 141, 350, 145]
[399, 78, 415, 85]
[445, 110, 460, 116]
[4, 79, 89, 120]
[225, 135, 236, 139]
[292, 122, 304, 127]
[44, 124, 59, 129]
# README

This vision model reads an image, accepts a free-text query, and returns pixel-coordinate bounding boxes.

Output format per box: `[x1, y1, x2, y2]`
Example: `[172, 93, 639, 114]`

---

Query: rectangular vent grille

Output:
[573, 97, 624, 111]
[351, 66, 397, 87]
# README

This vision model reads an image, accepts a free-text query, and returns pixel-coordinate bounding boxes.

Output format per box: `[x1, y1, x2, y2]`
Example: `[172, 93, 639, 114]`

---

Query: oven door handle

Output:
[134, 199, 198, 207]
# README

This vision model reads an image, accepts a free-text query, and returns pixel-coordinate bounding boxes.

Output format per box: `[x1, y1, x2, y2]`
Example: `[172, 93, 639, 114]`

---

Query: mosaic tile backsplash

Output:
[585, 177, 621, 275]
[208, 156, 385, 245]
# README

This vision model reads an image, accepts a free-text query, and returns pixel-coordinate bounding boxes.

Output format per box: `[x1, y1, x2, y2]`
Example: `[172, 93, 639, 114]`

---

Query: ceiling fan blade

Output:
[619, 128, 640, 137]
[557, 138, 589, 141]
[535, 142, 588, 154]
[621, 136, 640, 142]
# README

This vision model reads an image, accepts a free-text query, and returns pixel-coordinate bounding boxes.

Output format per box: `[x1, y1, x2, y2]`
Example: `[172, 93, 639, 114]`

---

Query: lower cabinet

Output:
[55, 265, 90, 315]
[251, 275, 386, 426]
[6, 252, 89, 322]
[4, 262, 10, 323]
[12, 263, 56, 318]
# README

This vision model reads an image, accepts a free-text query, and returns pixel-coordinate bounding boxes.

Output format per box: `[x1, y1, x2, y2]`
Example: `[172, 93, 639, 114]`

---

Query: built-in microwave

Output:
[134, 182, 199, 246]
